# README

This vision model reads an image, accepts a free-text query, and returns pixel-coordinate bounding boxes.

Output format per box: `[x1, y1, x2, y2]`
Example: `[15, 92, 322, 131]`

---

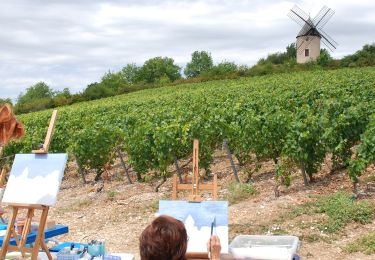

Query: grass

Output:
[315, 192, 373, 233]
[299, 233, 332, 243]
[285, 192, 374, 233]
[107, 190, 119, 201]
[345, 232, 375, 255]
[226, 181, 256, 205]
[363, 175, 375, 183]
[58, 198, 93, 213]
[229, 223, 268, 240]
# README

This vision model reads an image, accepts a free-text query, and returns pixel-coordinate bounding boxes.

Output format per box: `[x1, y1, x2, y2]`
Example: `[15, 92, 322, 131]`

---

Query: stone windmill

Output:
[288, 5, 338, 63]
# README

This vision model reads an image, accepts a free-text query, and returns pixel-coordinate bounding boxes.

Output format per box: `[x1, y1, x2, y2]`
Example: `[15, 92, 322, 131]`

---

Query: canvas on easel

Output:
[2, 153, 68, 206]
[159, 200, 229, 254]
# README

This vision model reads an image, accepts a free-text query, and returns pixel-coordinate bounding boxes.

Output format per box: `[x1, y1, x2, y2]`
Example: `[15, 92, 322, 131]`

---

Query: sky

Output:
[1, 0, 375, 101]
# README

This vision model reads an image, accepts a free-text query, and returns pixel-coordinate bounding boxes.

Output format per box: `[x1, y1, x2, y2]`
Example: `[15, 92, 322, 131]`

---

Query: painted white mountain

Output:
[184, 214, 228, 253]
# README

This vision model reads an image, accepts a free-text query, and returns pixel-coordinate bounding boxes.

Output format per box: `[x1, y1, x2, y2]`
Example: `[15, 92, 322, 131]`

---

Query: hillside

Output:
[4, 67, 375, 187]
[1, 66, 375, 259]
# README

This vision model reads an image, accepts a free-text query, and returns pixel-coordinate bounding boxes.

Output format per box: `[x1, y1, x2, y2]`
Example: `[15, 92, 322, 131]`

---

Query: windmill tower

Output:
[288, 5, 338, 63]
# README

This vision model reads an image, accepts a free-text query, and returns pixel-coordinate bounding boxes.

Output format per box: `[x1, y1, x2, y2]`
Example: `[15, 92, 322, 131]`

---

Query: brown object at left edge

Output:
[0, 104, 25, 147]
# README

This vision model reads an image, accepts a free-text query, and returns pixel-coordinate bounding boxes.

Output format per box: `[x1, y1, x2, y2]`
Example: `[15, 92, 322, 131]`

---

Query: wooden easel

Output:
[0, 109, 58, 260]
[172, 139, 218, 259]
[172, 139, 218, 202]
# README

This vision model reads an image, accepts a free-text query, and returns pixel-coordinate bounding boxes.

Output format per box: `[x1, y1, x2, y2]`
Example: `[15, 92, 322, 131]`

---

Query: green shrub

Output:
[315, 192, 373, 233]
[107, 190, 119, 201]
[286, 192, 373, 233]
[69, 125, 123, 181]
[345, 232, 375, 255]
[226, 182, 256, 204]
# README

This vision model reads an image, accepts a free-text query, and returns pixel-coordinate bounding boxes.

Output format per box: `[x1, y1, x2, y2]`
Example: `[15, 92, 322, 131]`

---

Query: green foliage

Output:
[204, 61, 238, 77]
[3, 67, 375, 184]
[120, 63, 141, 85]
[15, 82, 54, 113]
[100, 71, 127, 93]
[226, 181, 256, 204]
[138, 56, 181, 84]
[349, 114, 375, 182]
[0, 98, 13, 106]
[276, 157, 295, 187]
[315, 192, 373, 233]
[345, 232, 375, 255]
[107, 190, 119, 201]
[257, 43, 297, 66]
[69, 125, 123, 181]
[53, 88, 72, 107]
[83, 82, 115, 100]
[286, 43, 297, 59]
[287, 192, 373, 233]
[184, 51, 213, 78]
[341, 43, 375, 67]
[317, 49, 333, 67]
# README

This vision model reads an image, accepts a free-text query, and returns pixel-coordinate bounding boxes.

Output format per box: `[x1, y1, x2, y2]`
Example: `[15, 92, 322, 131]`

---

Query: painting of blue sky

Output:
[159, 200, 228, 253]
[2, 153, 68, 206]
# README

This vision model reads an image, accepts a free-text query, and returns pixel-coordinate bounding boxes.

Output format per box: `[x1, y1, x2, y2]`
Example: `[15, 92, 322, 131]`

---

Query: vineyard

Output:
[2, 67, 375, 192]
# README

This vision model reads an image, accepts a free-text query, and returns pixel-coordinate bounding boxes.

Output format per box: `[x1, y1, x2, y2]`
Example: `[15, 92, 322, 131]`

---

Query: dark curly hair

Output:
[140, 215, 188, 260]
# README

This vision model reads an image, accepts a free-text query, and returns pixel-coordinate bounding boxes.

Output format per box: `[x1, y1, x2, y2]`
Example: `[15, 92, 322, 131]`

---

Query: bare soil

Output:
[3, 152, 375, 260]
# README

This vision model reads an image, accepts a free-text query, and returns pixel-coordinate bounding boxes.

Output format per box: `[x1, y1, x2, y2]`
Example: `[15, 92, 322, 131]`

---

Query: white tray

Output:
[229, 235, 299, 260]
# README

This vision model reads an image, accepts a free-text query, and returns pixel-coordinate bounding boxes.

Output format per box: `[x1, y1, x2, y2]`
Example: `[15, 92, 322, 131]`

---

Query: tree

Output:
[286, 43, 297, 59]
[138, 57, 181, 84]
[100, 71, 125, 93]
[53, 88, 72, 107]
[83, 82, 114, 100]
[0, 98, 12, 106]
[184, 51, 213, 78]
[341, 43, 375, 67]
[15, 82, 54, 113]
[317, 49, 332, 67]
[17, 82, 53, 103]
[204, 61, 238, 76]
[121, 63, 141, 84]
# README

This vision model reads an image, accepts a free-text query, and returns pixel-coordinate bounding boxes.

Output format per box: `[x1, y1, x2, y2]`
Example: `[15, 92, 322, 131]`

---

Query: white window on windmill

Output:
[305, 49, 310, 57]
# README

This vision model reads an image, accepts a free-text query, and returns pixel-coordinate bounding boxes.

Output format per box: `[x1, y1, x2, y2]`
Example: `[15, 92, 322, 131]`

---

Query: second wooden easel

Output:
[172, 139, 218, 202]
[172, 139, 218, 259]
[0, 109, 58, 260]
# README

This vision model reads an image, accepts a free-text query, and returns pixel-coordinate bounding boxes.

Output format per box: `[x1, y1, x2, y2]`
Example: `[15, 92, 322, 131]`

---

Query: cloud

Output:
[0, 0, 375, 100]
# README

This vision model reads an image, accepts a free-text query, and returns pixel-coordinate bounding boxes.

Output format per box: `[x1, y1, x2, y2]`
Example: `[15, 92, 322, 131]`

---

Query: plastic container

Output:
[229, 235, 299, 260]
[88, 240, 106, 257]
[103, 255, 122, 260]
[56, 250, 83, 260]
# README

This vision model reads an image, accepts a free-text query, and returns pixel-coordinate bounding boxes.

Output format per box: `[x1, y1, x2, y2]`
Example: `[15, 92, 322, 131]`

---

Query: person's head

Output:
[140, 215, 188, 260]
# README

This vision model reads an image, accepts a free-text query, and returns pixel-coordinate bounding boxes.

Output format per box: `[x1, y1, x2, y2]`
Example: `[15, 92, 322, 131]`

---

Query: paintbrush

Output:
[209, 216, 216, 257]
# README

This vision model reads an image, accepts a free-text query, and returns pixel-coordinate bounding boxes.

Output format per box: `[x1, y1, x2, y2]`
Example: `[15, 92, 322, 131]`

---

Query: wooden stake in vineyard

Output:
[172, 139, 218, 202]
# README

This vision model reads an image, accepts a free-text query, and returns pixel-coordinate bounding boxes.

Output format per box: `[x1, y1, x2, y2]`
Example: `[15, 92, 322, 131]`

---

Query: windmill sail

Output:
[288, 5, 338, 52]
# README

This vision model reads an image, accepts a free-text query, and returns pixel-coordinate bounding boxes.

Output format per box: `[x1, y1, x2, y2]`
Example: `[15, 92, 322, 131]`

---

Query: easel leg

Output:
[19, 209, 35, 257]
[213, 174, 218, 200]
[32, 206, 50, 260]
[0, 207, 19, 259]
[12, 228, 23, 257]
[41, 235, 53, 260]
[172, 174, 177, 200]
